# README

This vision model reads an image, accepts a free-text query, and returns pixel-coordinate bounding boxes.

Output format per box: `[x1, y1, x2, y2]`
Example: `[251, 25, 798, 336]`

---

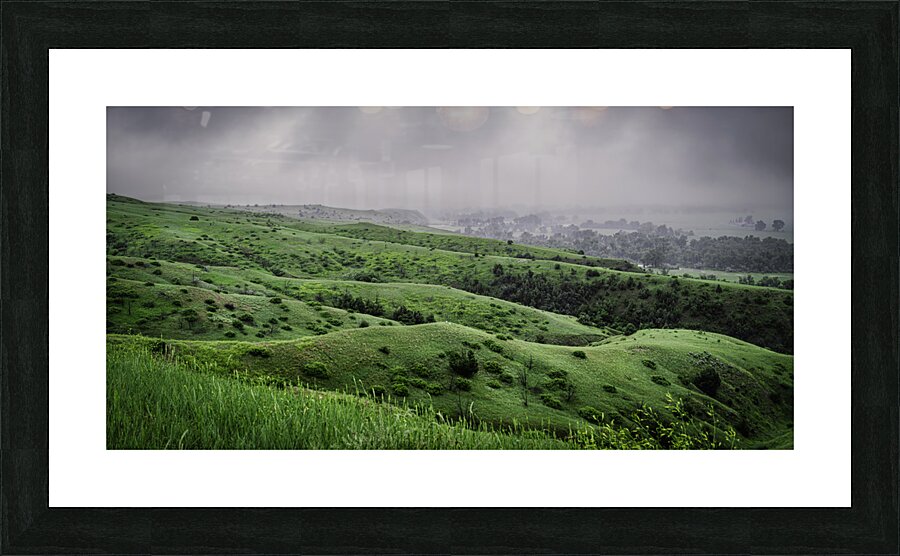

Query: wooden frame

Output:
[2, 1, 897, 553]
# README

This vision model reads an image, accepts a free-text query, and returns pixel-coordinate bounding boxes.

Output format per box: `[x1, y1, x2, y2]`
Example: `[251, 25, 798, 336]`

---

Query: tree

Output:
[642, 243, 668, 269]
[519, 356, 535, 407]
[754, 220, 766, 231]
[772, 219, 785, 232]
[743, 215, 754, 225]
[448, 350, 479, 378]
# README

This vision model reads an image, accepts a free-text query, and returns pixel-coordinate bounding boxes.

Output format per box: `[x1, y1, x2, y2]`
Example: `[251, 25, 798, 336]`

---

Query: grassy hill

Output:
[107, 259, 611, 345]
[295, 221, 638, 270]
[109, 325, 793, 448]
[107, 195, 793, 353]
[106, 195, 794, 449]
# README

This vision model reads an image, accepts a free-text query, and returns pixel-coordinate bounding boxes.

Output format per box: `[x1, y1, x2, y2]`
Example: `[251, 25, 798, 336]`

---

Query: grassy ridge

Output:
[107, 196, 793, 352]
[299, 221, 638, 270]
[108, 258, 610, 345]
[109, 324, 793, 447]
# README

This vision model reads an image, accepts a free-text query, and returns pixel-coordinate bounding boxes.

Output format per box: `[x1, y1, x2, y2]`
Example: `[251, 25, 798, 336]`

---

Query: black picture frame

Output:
[2, 1, 897, 554]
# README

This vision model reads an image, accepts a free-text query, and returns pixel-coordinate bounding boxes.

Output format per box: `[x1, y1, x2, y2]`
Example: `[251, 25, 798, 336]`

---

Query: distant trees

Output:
[755, 220, 767, 231]
[772, 219, 785, 232]
[642, 244, 669, 269]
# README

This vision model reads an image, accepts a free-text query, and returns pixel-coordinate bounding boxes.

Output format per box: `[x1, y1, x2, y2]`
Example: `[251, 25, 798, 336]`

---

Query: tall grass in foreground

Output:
[107, 344, 737, 450]
[107, 345, 572, 449]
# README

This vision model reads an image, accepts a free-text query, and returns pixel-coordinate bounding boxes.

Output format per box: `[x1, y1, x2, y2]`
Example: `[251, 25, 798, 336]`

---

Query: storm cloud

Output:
[107, 106, 792, 214]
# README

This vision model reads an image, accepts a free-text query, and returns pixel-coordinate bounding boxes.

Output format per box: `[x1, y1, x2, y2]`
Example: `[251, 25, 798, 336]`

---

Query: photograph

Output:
[106, 105, 794, 450]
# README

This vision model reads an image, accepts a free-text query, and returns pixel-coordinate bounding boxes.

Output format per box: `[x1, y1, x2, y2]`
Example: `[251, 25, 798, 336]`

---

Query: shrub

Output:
[692, 367, 721, 397]
[369, 384, 386, 397]
[302, 361, 330, 379]
[407, 377, 428, 388]
[642, 359, 657, 370]
[452, 377, 473, 391]
[424, 382, 444, 395]
[602, 384, 617, 394]
[246, 346, 271, 358]
[224, 302, 235, 310]
[410, 362, 431, 378]
[255, 331, 265, 338]
[483, 339, 504, 354]
[499, 373, 514, 385]
[232, 320, 244, 330]
[270, 297, 282, 304]
[204, 299, 215, 305]
[224, 331, 236, 338]
[650, 375, 670, 387]
[359, 320, 370, 328]
[572, 350, 587, 359]
[578, 405, 604, 424]
[144, 281, 155, 287]
[482, 360, 503, 374]
[377, 346, 391, 355]
[487, 380, 503, 389]
[447, 350, 479, 377]
[391, 383, 409, 397]
[540, 393, 563, 409]
[189, 215, 199, 221]
[152, 269, 162, 275]
[238, 313, 255, 324]
[281, 325, 293, 331]
[545, 377, 569, 391]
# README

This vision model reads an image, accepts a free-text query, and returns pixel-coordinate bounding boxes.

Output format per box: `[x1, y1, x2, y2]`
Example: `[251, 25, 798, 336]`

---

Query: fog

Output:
[107, 106, 792, 216]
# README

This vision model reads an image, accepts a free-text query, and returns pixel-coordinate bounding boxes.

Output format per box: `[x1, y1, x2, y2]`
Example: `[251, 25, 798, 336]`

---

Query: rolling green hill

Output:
[106, 194, 794, 449]
[107, 258, 611, 345]
[109, 325, 792, 448]
[107, 195, 793, 353]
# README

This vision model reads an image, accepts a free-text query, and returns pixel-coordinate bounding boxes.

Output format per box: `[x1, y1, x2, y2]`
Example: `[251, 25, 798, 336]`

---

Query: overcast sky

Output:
[107, 106, 792, 215]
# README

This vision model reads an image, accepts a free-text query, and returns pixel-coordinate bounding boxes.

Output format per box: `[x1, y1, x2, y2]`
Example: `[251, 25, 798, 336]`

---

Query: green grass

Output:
[106, 195, 793, 449]
[107, 276, 393, 341]
[108, 342, 744, 450]
[106, 258, 610, 345]
[109, 324, 792, 448]
[106, 195, 793, 352]
[107, 343, 573, 449]
[297, 221, 638, 270]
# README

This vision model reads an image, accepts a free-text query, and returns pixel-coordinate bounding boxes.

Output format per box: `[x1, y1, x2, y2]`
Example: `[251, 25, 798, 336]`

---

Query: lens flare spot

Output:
[437, 107, 490, 132]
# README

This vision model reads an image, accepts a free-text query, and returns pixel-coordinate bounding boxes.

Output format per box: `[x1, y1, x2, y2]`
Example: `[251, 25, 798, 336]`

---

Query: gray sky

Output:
[107, 106, 792, 214]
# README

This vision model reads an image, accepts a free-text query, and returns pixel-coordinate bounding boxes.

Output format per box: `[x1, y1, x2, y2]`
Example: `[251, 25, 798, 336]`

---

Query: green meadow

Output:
[106, 195, 794, 449]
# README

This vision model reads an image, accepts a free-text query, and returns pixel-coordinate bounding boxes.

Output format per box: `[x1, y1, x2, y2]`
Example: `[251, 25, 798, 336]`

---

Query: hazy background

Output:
[107, 106, 793, 217]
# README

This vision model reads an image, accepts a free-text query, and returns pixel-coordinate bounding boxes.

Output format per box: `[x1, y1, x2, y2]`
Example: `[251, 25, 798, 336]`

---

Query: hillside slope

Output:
[106, 195, 794, 352]
[109, 325, 793, 447]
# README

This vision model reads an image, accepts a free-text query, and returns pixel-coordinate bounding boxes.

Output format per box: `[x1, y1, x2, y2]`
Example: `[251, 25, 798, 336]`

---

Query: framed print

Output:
[3, 1, 897, 554]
